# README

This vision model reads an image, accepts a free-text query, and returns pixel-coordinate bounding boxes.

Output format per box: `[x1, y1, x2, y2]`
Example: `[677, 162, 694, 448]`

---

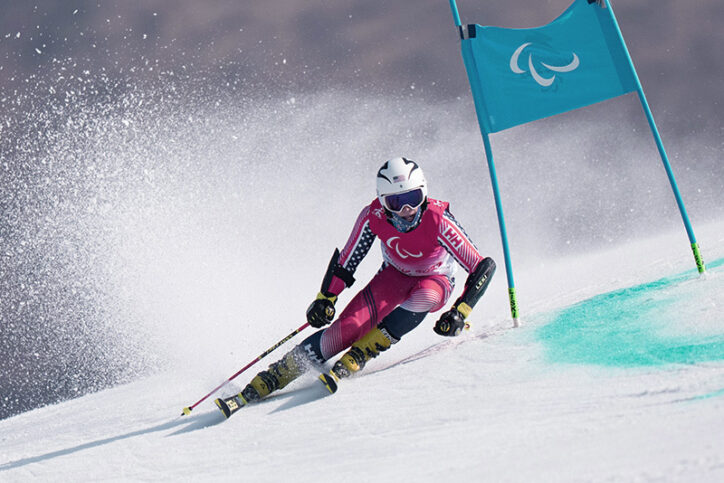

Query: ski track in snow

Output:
[1, 221, 724, 482]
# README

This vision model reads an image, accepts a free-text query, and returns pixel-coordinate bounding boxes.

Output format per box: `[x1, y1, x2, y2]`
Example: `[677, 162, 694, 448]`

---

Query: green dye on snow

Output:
[536, 257, 724, 367]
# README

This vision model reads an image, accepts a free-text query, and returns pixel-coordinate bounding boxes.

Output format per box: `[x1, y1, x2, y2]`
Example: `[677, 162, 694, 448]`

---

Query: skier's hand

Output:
[433, 308, 466, 337]
[306, 292, 337, 328]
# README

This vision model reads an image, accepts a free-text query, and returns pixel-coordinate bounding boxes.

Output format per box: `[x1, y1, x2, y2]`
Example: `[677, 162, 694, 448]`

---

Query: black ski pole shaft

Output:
[181, 322, 310, 416]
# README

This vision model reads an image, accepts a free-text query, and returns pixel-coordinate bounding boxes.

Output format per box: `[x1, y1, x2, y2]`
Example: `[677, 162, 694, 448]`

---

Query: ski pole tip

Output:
[181, 407, 192, 416]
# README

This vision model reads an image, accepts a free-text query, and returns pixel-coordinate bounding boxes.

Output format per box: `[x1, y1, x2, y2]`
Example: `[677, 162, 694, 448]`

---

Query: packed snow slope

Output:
[1, 218, 723, 481]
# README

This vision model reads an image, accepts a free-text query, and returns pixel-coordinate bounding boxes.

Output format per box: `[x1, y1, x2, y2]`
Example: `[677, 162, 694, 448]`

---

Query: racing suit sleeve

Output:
[326, 205, 377, 296]
[437, 208, 484, 274]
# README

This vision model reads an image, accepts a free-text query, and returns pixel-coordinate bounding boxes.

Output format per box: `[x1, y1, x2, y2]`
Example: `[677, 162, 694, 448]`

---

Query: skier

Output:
[219, 157, 495, 413]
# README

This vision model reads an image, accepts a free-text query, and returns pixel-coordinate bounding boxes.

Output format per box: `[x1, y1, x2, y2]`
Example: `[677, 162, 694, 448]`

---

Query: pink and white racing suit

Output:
[305, 198, 485, 362]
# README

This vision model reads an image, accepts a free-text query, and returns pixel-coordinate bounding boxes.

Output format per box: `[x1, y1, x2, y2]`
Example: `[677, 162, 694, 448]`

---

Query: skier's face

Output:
[398, 204, 419, 222]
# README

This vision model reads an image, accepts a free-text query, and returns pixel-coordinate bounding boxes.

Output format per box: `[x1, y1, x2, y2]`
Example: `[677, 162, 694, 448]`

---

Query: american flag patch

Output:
[393, 175, 406, 182]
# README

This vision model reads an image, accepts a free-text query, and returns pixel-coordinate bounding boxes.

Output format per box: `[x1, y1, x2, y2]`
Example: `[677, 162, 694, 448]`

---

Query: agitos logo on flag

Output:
[459, 0, 636, 133]
[509, 42, 580, 87]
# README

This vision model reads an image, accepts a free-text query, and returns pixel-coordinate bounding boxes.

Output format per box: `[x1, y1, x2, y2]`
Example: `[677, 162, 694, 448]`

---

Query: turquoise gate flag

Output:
[461, 0, 637, 133]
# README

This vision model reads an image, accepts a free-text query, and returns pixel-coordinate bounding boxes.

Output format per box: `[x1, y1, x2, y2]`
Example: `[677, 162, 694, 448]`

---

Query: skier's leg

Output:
[381, 274, 453, 339]
[316, 264, 415, 360]
[330, 274, 453, 379]
[328, 323, 397, 378]
[239, 265, 415, 403]
[235, 345, 308, 404]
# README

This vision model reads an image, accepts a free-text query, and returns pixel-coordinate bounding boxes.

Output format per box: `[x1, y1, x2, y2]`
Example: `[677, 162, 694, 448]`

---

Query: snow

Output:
[1, 219, 723, 482]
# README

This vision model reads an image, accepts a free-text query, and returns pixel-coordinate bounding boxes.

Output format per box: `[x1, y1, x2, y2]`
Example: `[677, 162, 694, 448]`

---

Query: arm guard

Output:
[454, 257, 496, 318]
[320, 248, 356, 296]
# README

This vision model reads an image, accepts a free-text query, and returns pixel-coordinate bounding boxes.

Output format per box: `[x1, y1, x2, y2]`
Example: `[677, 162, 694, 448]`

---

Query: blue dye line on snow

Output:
[689, 387, 724, 401]
[536, 257, 724, 367]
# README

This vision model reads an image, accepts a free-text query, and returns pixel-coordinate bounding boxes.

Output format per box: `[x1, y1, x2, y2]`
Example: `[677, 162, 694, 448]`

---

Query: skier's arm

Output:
[435, 209, 495, 336]
[437, 209, 484, 273]
[454, 257, 496, 318]
[306, 206, 377, 328]
[324, 205, 377, 296]
[433, 257, 496, 336]
[306, 248, 353, 328]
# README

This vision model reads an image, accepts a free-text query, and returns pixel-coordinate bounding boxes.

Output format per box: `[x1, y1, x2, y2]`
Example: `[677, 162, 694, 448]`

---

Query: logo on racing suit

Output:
[372, 207, 385, 219]
[386, 236, 423, 259]
[441, 225, 464, 250]
[303, 343, 325, 365]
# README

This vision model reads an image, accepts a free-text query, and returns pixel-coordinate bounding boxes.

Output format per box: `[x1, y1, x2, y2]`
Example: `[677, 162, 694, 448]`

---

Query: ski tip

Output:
[181, 407, 192, 416]
[318, 372, 339, 394]
[214, 398, 232, 419]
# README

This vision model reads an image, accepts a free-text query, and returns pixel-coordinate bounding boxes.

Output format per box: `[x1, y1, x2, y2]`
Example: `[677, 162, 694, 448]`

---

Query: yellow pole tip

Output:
[182, 407, 192, 416]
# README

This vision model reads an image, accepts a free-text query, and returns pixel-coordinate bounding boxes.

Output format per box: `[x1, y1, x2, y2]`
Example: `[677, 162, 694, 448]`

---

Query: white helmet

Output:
[376, 157, 428, 213]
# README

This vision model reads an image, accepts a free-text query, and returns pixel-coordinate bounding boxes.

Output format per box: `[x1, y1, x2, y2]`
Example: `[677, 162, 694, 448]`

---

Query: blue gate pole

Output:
[449, 0, 462, 27]
[449, 0, 520, 325]
[605, 0, 705, 273]
[482, 132, 520, 326]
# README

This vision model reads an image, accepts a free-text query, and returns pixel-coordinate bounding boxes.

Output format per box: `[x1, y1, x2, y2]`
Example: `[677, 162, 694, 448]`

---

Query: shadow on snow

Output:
[0, 412, 223, 472]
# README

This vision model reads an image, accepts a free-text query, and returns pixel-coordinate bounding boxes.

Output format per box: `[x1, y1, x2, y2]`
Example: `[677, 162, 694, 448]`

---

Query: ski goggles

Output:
[382, 188, 425, 213]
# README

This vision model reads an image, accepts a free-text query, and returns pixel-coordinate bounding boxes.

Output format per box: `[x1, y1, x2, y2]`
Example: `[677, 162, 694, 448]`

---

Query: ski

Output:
[214, 393, 248, 419]
[318, 371, 339, 394]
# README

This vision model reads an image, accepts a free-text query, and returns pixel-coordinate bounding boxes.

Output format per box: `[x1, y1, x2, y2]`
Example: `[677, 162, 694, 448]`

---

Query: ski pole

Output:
[181, 322, 310, 416]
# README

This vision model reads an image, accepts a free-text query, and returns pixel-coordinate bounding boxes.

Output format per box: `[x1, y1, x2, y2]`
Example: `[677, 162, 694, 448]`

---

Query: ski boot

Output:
[215, 347, 307, 418]
[319, 327, 396, 393]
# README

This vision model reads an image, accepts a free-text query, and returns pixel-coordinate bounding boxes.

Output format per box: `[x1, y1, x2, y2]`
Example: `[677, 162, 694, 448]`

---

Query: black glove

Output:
[433, 308, 466, 337]
[306, 292, 337, 328]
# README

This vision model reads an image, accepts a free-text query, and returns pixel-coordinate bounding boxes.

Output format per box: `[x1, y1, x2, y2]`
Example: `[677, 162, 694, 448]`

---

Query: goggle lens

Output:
[384, 189, 424, 212]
